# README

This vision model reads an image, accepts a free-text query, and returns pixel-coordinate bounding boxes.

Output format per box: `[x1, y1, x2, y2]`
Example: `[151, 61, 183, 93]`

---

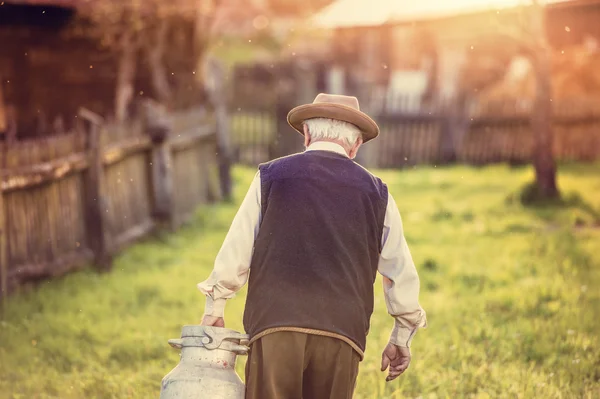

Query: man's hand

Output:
[381, 343, 411, 381]
[201, 315, 225, 327]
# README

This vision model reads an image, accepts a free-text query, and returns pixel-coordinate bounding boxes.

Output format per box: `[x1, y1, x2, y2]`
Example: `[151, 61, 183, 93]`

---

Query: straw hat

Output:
[287, 93, 380, 143]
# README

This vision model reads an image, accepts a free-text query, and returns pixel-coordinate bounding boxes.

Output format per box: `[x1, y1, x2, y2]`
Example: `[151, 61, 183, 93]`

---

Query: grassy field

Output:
[1, 163, 599, 398]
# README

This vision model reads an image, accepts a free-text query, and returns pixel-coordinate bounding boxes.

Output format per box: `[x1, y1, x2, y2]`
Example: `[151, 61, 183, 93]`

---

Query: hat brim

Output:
[287, 103, 379, 143]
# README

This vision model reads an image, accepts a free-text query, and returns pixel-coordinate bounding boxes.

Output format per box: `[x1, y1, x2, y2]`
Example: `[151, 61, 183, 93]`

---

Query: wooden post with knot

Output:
[79, 108, 112, 272]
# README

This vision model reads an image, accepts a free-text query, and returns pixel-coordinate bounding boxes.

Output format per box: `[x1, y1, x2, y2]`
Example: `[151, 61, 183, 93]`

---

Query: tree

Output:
[460, 0, 559, 199]
[70, 0, 336, 123]
[527, 0, 559, 199]
[72, 1, 198, 120]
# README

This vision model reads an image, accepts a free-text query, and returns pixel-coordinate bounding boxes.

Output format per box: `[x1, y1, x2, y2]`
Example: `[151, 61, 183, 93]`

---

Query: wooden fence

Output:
[0, 108, 220, 299]
[373, 114, 444, 168]
[230, 108, 277, 165]
[229, 102, 302, 165]
[460, 113, 600, 164]
[229, 101, 600, 168]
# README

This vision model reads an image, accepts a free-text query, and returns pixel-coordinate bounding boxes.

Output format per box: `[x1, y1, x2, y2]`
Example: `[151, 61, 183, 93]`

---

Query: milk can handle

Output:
[203, 329, 250, 351]
[168, 339, 183, 349]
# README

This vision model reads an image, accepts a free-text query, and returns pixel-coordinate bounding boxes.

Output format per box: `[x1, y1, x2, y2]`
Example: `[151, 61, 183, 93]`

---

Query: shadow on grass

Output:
[552, 161, 600, 178]
[506, 181, 600, 227]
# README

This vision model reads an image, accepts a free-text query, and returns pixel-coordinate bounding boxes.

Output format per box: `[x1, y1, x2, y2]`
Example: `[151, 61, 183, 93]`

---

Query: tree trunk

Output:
[530, 1, 559, 199]
[147, 20, 172, 105]
[194, 0, 213, 60]
[115, 31, 137, 122]
[531, 52, 559, 199]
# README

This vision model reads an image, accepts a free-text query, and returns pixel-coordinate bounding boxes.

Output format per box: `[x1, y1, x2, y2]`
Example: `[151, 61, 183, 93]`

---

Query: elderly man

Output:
[198, 94, 427, 399]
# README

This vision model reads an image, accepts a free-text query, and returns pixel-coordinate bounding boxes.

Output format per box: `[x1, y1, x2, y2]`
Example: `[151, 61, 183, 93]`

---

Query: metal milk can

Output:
[160, 325, 249, 399]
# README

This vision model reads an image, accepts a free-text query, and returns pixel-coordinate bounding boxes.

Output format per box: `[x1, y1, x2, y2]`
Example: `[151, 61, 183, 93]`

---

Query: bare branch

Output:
[145, 18, 173, 104]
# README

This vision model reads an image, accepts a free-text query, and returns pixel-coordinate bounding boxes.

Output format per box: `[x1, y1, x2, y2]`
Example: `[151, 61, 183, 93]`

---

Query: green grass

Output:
[1, 163, 600, 398]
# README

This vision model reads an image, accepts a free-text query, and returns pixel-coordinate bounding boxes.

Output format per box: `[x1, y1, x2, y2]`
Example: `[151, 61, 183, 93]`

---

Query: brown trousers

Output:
[245, 331, 360, 399]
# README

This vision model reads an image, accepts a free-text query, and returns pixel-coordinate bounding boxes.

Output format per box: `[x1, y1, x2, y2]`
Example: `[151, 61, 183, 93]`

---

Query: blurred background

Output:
[0, 0, 599, 398]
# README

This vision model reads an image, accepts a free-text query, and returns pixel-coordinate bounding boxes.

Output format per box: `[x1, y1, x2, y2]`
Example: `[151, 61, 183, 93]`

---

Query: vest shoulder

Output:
[260, 154, 387, 196]
[351, 162, 387, 190]
[259, 152, 303, 170]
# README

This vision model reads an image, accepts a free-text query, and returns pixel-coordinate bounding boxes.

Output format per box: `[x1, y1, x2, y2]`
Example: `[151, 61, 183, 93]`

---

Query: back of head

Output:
[303, 118, 361, 147]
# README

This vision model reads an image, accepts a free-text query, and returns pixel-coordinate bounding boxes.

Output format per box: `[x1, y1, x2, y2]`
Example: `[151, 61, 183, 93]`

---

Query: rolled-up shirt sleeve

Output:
[197, 171, 262, 317]
[378, 193, 427, 348]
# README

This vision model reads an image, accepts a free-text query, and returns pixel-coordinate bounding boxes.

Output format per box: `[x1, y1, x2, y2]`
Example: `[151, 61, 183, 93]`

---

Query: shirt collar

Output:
[305, 141, 348, 158]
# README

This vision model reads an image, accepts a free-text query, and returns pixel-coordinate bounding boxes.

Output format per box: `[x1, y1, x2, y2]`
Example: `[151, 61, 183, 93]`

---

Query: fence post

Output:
[79, 108, 112, 272]
[0, 146, 7, 310]
[150, 133, 176, 230]
[214, 99, 232, 201]
[204, 57, 232, 201]
[358, 134, 380, 168]
[274, 97, 300, 159]
[439, 113, 455, 164]
[139, 99, 176, 229]
[440, 96, 471, 164]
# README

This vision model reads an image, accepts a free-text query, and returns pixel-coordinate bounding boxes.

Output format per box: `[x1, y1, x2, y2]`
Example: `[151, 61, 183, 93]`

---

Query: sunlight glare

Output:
[313, 0, 551, 28]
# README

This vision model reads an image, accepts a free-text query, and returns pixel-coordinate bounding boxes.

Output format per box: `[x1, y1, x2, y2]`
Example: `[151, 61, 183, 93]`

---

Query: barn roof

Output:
[311, 0, 600, 28]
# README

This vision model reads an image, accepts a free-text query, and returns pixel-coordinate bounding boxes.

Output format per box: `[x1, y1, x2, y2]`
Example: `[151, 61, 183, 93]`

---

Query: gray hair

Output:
[303, 118, 362, 146]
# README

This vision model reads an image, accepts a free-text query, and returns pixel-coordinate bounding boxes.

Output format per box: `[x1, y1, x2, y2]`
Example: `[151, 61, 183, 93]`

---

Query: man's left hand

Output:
[201, 315, 225, 327]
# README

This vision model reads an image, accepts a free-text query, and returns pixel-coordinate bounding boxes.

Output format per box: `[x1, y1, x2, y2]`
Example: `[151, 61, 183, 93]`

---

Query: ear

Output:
[303, 124, 311, 147]
[349, 137, 363, 159]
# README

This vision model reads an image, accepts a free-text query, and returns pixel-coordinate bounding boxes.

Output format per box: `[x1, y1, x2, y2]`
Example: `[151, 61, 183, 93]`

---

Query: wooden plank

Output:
[1, 153, 88, 193]
[6, 192, 20, 268]
[200, 144, 212, 204]
[205, 141, 221, 203]
[117, 153, 150, 237]
[169, 124, 216, 153]
[414, 121, 424, 165]
[46, 175, 60, 264]
[151, 134, 175, 230]
[24, 190, 37, 271]
[399, 123, 409, 167]
[0, 146, 7, 311]
[79, 107, 104, 126]
[111, 220, 155, 255]
[6, 249, 94, 290]
[103, 154, 120, 244]
[215, 101, 232, 199]
[385, 124, 394, 168]
[103, 136, 152, 166]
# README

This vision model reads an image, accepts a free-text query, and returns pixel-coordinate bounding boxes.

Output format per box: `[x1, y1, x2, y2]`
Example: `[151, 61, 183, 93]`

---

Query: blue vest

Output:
[243, 150, 388, 352]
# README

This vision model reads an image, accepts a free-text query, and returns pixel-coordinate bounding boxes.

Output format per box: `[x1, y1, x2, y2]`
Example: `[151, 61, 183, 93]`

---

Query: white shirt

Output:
[198, 141, 427, 347]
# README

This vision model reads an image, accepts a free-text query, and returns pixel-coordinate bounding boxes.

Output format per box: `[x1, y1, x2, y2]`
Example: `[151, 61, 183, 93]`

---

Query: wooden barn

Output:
[1, 1, 115, 140]
[0, 0, 208, 141]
